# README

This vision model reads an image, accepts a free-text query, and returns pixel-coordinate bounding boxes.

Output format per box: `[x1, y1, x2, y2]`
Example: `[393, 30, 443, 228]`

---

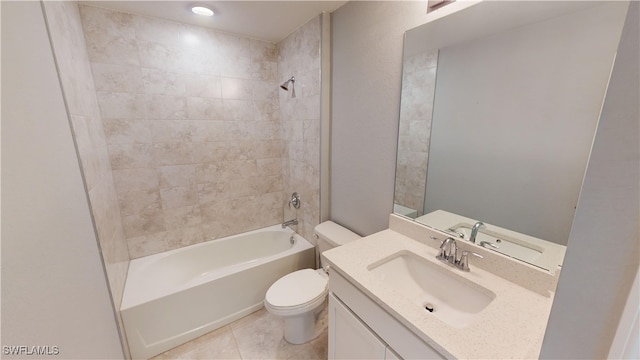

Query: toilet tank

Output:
[314, 221, 361, 267]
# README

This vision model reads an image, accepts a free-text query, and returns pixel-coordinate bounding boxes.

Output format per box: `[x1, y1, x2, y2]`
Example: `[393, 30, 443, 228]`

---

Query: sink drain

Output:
[424, 303, 435, 313]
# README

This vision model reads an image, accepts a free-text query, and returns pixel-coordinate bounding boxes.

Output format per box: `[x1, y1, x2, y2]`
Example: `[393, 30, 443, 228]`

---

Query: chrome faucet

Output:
[436, 237, 458, 264]
[479, 241, 499, 249]
[436, 237, 483, 271]
[458, 250, 483, 272]
[281, 219, 298, 228]
[446, 228, 465, 239]
[469, 221, 485, 243]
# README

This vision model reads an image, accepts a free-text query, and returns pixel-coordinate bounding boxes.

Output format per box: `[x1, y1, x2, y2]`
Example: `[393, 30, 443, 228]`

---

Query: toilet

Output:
[264, 221, 361, 344]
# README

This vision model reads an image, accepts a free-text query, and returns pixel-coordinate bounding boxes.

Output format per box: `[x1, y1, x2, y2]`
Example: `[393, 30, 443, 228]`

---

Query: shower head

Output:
[280, 76, 295, 91]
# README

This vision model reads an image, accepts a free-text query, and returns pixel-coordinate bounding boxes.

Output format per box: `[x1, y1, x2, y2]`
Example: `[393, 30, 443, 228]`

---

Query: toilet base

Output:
[282, 299, 327, 345]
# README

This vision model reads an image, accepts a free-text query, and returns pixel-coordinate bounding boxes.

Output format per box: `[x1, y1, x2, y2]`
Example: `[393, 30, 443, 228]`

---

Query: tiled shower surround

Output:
[278, 17, 322, 243]
[43, 3, 322, 355]
[394, 49, 438, 216]
[78, 5, 322, 258]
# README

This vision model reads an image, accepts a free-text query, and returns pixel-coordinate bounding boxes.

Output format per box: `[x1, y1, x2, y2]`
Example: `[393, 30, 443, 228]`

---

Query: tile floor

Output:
[151, 305, 329, 360]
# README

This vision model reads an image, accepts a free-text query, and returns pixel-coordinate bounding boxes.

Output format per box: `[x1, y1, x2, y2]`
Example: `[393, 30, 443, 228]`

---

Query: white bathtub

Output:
[121, 225, 315, 359]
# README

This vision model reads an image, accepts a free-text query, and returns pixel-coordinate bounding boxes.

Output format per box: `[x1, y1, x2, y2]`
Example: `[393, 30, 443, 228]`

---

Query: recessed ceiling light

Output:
[191, 5, 214, 17]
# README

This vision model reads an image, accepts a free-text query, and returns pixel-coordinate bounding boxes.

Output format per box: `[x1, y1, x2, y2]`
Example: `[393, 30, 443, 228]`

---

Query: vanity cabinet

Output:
[328, 270, 445, 360]
[329, 293, 400, 359]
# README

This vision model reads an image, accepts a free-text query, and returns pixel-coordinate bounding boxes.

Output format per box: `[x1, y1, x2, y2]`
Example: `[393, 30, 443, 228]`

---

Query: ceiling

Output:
[80, 1, 348, 43]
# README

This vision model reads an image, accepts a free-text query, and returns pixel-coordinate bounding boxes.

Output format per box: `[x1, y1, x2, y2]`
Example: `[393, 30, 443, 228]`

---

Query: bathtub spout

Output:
[282, 219, 298, 228]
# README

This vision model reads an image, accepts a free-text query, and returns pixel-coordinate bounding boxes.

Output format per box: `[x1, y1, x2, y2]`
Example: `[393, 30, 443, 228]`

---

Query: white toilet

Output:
[264, 221, 361, 344]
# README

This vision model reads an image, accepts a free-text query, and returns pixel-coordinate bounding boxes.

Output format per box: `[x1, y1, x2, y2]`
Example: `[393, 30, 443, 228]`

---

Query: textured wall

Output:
[330, 1, 430, 235]
[277, 16, 322, 243]
[79, 5, 285, 258]
[394, 49, 438, 216]
[42, 2, 129, 353]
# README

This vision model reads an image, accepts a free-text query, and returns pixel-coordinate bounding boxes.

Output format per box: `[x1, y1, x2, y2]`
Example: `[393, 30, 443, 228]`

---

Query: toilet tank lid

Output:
[314, 221, 361, 246]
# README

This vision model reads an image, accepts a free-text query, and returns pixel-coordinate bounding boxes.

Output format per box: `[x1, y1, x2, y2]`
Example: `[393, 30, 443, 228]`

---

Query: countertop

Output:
[322, 227, 555, 359]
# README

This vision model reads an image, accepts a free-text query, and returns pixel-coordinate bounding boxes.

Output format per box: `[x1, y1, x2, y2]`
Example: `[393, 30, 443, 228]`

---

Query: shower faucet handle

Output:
[289, 192, 300, 209]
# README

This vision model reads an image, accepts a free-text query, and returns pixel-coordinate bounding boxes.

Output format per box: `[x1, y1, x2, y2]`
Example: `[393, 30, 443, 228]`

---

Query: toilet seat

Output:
[265, 269, 328, 315]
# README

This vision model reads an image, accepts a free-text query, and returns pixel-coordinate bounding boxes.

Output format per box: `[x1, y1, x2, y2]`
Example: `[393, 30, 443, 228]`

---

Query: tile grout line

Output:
[228, 323, 244, 360]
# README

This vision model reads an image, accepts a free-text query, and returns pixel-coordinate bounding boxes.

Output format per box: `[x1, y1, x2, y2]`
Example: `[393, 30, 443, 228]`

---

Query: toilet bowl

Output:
[264, 221, 361, 344]
[264, 268, 328, 344]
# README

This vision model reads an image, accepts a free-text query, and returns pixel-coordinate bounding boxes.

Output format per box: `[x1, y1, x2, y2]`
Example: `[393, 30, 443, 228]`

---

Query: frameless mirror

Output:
[394, 1, 629, 272]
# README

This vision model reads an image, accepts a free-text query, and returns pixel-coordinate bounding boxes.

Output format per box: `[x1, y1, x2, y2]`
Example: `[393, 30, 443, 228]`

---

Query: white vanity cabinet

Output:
[328, 293, 390, 359]
[328, 270, 445, 360]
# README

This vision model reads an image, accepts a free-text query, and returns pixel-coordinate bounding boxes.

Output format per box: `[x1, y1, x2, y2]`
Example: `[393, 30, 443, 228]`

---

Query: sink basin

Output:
[368, 251, 495, 328]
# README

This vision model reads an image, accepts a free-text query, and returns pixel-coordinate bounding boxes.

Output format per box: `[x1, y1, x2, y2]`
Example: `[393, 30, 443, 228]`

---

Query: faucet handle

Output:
[436, 237, 455, 263]
[458, 250, 483, 272]
[446, 228, 465, 239]
[479, 241, 499, 249]
[447, 239, 458, 263]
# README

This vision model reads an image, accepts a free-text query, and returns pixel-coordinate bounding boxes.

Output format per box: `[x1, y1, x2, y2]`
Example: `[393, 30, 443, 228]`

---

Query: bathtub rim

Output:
[121, 225, 313, 310]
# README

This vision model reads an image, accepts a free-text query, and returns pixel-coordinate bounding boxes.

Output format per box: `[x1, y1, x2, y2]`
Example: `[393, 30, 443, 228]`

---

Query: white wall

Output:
[423, 3, 626, 245]
[330, 1, 430, 235]
[540, 2, 639, 357]
[1, 2, 124, 358]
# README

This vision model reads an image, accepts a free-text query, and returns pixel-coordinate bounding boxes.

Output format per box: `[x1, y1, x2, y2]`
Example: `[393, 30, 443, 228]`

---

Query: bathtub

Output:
[120, 225, 315, 359]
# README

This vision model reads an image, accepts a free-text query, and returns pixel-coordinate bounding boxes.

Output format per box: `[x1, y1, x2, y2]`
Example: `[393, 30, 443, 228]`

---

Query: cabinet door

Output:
[329, 293, 386, 359]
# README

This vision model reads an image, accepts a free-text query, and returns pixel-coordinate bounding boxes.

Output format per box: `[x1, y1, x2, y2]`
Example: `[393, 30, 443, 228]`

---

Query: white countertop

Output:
[323, 226, 555, 359]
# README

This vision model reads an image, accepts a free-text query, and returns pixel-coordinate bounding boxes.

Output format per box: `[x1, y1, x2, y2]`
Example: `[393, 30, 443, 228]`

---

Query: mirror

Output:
[394, 1, 629, 271]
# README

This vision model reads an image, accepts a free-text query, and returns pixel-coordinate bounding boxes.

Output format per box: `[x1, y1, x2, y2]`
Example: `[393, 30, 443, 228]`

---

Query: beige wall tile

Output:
[163, 205, 202, 231]
[222, 99, 254, 121]
[103, 119, 152, 145]
[122, 205, 166, 238]
[112, 168, 159, 192]
[251, 40, 278, 62]
[81, 5, 322, 259]
[187, 97, 224, 120]
[160, 185, 198, 209]
[91, 63, 144, 93]
[127, 232, 171, 259]
[79, 5, 136, 40]
[185, 74, 222, 98]
[151, 142, 194, 165]
[277, 16, 322, 242]
[141, 68, 186, 96]
[96, 92, 147, 119]
[108, 143, 154, 169]
[394, 49, 438, 216]
[118, 189, 161, 217]
[159, 164, 197, 187]
[252, 60, 278, 82]
[134, 15, 185, 46]
[219, 56, 253, 79]
[221, 78, 253, 100]
[86, 35, 140, 67]
[219, 33, 252, 58]
[146, 94, 187, 120]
